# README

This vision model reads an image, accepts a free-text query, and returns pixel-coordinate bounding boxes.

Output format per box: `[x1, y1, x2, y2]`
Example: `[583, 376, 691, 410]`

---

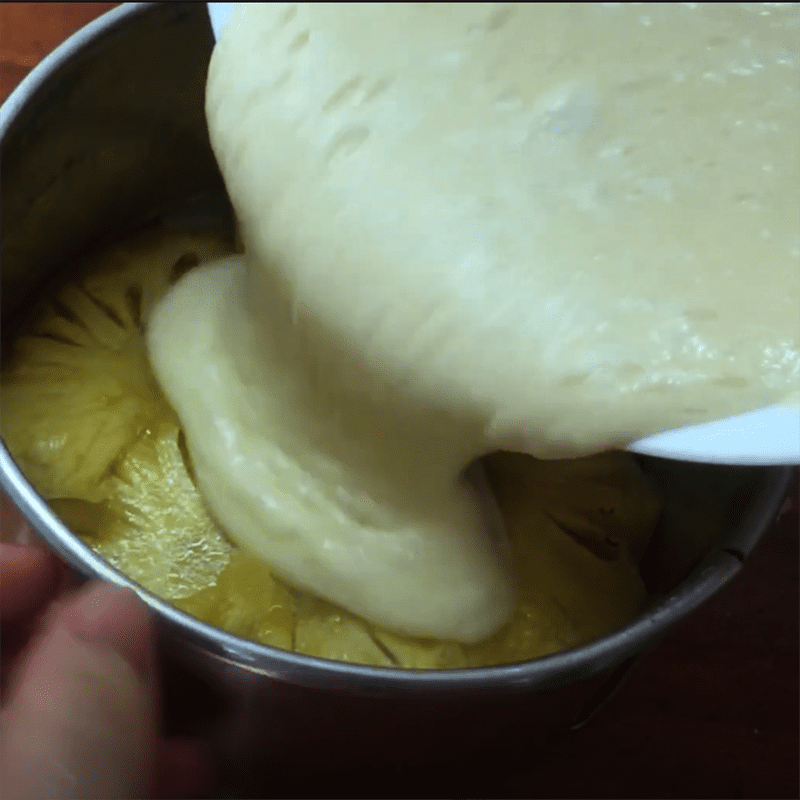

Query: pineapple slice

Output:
[97, 422, 233, 600]
[371, 629, 469, 670]
[367, 453, 660, 668]
[1, 230, 233, 502]
[461, 452, 659, 665]
[174, 550, 295, 651]
[51, 423, 233, 601]
[463, 508, 648, 666]
[2, 334, 161, 503]
[295, 613, 394, 667]
[485, 450, 664, 567]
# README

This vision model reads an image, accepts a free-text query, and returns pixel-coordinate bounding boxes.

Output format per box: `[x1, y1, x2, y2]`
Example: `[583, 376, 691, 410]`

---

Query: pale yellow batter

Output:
[147, 4, 800, 642]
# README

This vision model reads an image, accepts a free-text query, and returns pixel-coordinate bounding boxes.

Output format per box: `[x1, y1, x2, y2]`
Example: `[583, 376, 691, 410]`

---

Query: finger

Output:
[1, 582, 159, 800]
[0, 543, 60, 621]
[0, 492, 37, 545]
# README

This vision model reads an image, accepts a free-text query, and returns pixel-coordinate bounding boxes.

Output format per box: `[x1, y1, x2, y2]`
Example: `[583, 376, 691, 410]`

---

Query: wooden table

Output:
[2, 5, 798, 798]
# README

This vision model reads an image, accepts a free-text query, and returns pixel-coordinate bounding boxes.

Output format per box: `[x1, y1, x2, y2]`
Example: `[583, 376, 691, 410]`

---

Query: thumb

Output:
[1, 583, 159, 799]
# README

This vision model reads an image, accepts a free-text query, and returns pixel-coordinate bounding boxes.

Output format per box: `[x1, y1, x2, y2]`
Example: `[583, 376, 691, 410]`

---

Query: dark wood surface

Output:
[2, 5, 798, 798]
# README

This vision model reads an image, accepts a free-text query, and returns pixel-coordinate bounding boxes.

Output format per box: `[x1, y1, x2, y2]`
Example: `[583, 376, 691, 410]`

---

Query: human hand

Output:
[0, 494, 212, 799]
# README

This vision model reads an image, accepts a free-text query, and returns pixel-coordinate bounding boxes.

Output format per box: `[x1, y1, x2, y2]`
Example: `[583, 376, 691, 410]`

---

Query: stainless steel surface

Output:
[0, 3, 794, 792]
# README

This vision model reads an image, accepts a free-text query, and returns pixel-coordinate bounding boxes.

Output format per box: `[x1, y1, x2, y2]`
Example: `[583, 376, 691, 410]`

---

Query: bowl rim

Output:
[0, 1, 795, 696]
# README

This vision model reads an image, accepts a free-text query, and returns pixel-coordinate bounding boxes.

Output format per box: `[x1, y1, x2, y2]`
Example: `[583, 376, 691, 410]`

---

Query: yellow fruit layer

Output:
[1, 229, 662, 668]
